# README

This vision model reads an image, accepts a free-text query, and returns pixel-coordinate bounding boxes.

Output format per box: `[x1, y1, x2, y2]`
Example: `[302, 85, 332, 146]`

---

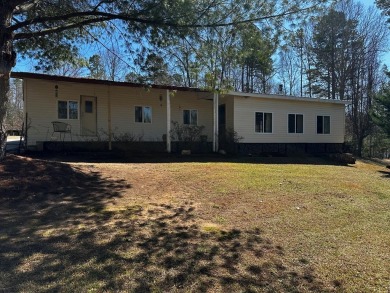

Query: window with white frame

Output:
[288, 114, 303, 133]
[183, 109, 198, 125]
[255, 112, 272, 133]
[135, 106, 152, 123]
[58, 100, 78, 119]
[317, 115, 330, 134]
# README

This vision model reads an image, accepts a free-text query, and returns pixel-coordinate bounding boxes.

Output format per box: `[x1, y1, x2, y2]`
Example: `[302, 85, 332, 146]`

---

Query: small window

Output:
[85, 101, 93, 113]
[183, 109, 198, 125]
[135, 106, 152, 123]
[288, 114, 303, 133]
[58, 100, 78, 119]
[317, 115, 330, 134]
[143, 106, 152, 123]
[69, 101, 78, 119]
[255, 112, 272, 133]
[58, 101, 68, 119]
[135, 106, 143, 123]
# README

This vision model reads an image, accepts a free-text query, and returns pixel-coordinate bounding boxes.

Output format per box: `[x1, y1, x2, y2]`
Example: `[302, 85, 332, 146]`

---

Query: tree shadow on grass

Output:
[0, 155, 130, 292]
[378, 170, 390, 178]
[0, 155, 339, 292]
[112, 204, 339, 293]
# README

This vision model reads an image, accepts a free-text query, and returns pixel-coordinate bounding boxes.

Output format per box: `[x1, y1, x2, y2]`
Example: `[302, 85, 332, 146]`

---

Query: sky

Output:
[362, 0, 375, 6]
[13, 0, 389, 74]
[361, 0, 390, 65]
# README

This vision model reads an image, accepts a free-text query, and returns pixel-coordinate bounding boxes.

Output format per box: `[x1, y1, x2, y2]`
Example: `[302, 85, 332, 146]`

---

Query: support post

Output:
[108, 86, 112, 151]
[213, 92, 219, 152]
[166, 90, 171, 153]
[24, 80, 28, 148]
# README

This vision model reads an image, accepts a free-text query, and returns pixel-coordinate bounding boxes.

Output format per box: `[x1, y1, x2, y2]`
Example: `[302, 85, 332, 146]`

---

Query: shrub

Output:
[219, 128, 243, 154]
[170, 121, 205, 150]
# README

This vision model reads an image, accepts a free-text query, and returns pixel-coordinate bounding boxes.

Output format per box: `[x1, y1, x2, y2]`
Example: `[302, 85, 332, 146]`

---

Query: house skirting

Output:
[237, 143, 343, 155]
[38, 141, 343, 155]
[41, 141, 213, 154]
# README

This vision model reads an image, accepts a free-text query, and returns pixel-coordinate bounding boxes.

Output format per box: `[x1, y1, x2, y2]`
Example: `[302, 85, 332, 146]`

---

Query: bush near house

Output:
[170, 121, 207, 153]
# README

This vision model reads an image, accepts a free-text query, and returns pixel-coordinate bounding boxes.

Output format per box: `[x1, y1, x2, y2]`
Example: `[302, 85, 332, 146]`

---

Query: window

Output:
[135, 106, 152, 123]
[58, 101, 67, 119]
[69, 101, 78, 119]
[288, 114, 303, 133]
[135, 106, 142, 122]
[183, 109, 198, 125]
[255, 112, 272, 133]
[317, 115, 330, 134]
[85, 101, 93, 113]
[58, 100, 78, 119]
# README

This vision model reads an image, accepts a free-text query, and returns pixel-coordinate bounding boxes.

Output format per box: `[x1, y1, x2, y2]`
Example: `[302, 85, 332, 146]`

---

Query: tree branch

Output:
[14, 0, 41, 14]
[12, 4, 318, 40]
[92, 0, 115, 12]
[14, 16, 112, 40]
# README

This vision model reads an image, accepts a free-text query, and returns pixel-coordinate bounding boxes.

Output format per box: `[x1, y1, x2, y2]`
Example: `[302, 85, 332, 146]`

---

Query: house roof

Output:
[11, 72, 350, 105]
[10, 72, 209, 93]
[227, 91, 350, 105]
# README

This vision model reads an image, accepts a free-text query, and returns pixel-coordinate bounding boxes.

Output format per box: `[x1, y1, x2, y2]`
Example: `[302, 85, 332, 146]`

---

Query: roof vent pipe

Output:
[278, 84, 283, 95]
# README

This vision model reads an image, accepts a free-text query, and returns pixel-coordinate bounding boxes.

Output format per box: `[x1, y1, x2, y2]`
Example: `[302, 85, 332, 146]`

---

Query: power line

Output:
[85, 28, 134, 71]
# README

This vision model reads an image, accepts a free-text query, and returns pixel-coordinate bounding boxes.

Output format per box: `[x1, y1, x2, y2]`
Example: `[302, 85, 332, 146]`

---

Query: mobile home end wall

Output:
[233, 96, 345, 144]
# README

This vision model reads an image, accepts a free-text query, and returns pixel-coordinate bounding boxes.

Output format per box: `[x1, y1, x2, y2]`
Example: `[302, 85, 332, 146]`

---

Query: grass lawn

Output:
[0, 154, 389, 292]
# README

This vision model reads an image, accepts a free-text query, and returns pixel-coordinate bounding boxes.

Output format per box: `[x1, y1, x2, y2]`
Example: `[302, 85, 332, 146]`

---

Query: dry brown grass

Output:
[0, 154, 389, 292]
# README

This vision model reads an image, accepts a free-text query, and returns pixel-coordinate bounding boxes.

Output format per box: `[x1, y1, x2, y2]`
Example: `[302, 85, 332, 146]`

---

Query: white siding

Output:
[233, 96, 345, 143]
[109, 87, 167, 141]
[110, 89, 214, 141]
[24, 79, 109, 146]
[170, 92, 214, 141]
[24, 78, 214, 147]
[23, 77, 346, 148]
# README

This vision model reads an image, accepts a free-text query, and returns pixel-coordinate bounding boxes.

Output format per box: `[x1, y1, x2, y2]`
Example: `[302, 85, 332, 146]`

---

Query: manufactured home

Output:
[11, 72, 349, 154]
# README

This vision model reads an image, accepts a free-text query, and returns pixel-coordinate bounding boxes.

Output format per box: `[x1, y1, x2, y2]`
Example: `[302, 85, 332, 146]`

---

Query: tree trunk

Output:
[184, 52, 191, 87]
[0, 5, 16, 160]
[307, 62, 312, 98]
[356, 135, 364, 157]
[241, 65, 244, 92]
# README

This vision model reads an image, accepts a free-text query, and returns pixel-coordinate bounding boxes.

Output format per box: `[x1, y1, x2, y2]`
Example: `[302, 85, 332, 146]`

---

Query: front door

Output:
[81, 96, 97, 136]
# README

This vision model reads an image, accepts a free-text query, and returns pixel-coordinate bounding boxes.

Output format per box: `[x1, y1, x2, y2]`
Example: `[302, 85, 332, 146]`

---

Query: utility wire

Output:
[85, 28, 134, 71]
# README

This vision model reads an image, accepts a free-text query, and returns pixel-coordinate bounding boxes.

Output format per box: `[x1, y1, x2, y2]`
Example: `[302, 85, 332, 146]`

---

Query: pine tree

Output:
[372, 86, 390, 136]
